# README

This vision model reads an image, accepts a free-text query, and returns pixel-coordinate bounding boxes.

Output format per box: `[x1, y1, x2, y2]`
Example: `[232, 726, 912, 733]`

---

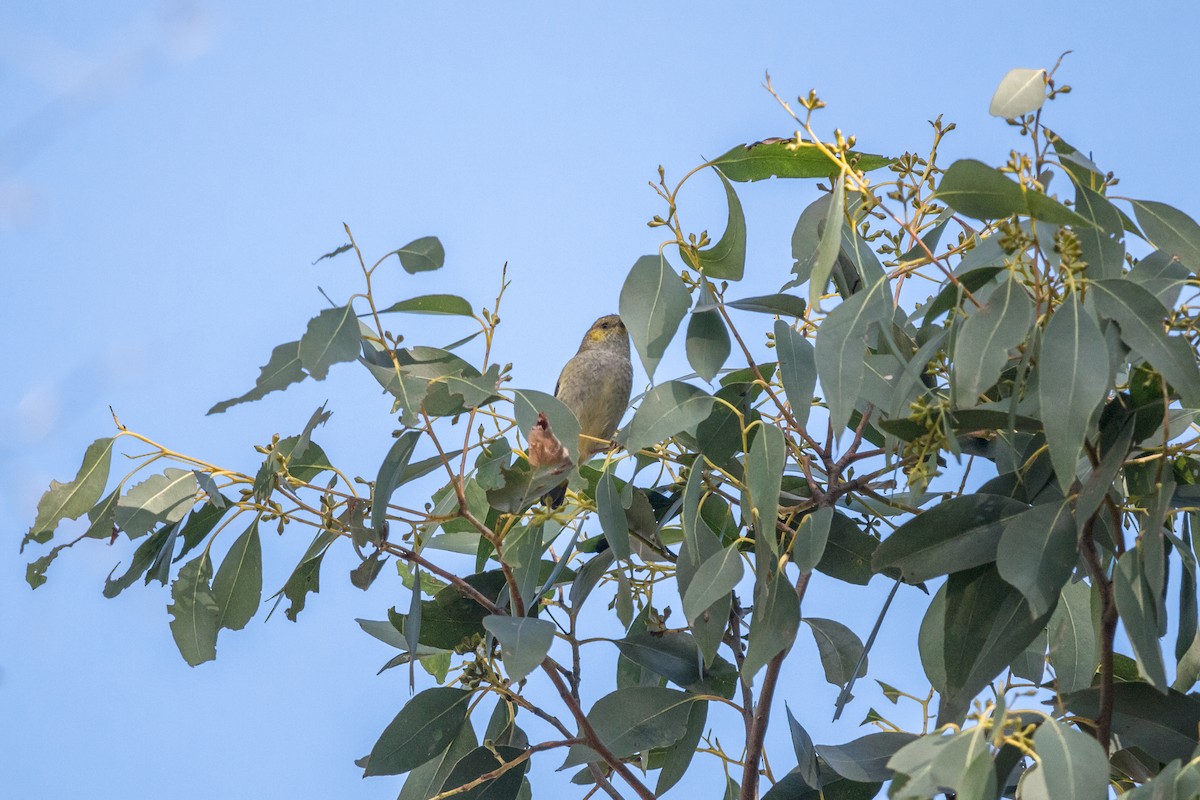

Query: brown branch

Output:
[1078, 513, 1117, 751]
[427, 739, 578, 800]
[740, 571, 812, 800]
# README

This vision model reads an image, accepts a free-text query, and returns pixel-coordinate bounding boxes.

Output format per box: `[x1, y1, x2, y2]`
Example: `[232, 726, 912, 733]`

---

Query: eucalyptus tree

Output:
[24, 65, 1200, 799]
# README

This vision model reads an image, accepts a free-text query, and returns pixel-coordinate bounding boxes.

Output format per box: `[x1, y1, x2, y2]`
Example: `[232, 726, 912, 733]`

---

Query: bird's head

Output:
[579, 314, 629, 352]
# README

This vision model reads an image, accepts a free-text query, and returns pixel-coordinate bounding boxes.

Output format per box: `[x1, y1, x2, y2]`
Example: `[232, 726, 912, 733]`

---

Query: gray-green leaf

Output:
[623, 381, 714, 455]
[996, 499, 1076, 617]
[208, 340, 307, 414]
[483, 615, 555, 683]
[1131, 200, 1200, 274]
[681, 546, 743, 625]
[115, 468, 197, 538]
[953, 275, 1033, 406]
[391, 236, 446, 273]
[364, 687, 472, 776]
[167, 552, 220, 667]
[561, 686, 695, 767]
[299, 305, 361, 380]
[212, 520, 262, 631]
[23, 436, 115, 550]
[775, 320, 817, 429]
[619, 254, 691, 379]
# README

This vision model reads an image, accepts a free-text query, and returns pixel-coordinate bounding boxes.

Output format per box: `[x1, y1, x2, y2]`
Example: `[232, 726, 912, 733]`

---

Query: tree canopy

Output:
[24, 65, 1200, 799]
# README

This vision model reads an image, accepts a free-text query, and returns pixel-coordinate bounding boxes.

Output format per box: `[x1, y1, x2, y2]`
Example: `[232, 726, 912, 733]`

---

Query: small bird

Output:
[544, 314, 633, 506]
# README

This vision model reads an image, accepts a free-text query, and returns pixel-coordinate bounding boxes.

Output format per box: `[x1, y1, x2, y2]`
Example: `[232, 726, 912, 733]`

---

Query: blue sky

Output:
[5, 3, 1200, 798]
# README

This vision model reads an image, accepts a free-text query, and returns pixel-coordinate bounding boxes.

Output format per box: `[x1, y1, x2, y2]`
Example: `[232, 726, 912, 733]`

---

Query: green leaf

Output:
[438, 745, 526, 800]
[398, 718, 478, 800]
[775, 321, 817, 429]
[685, 303, 731, 383]
[211, 520, 262, 631]
[727, 294, 806, 316]
[921, 266, 1005, 325]
[817, 731, 917, 783]
[85, 487, 120, 541]
[1114, 549, 1168, 691]
[299, 305, 361, 380]
[871, 494, 1028, 583]
[167, 553, 220, 667]
[371, 431, 421, 536]
[988, 67, 1046, 117]
[102, 523, 173, 597]
[816, 512, 879, 586]
[935, 159, 1095, 227]
[23, 436, 115, 550]
[482, 616, 554, 683]
[682, 546, 743, 625]
[743, 569, 800, 682]
[619, 254, 691, 379]
[1128, 250, 1191, 308]
[811, 173, 847, 307]
[952, 275, 1034, 406]
[377, 293, 473, 316]
[1063, 682, 1200, 763]
[595, 468, 631, 560]
[919, 585, 948, 692]
[995, 499, 1076, 617]
[786, 705, 822, 790]
[312, 242, 353, 263]
[208, 340, 307, 414]
[1131, 200, 1200, 274]
[792, 507, 833, 573]
[656, 700, 708, 795]
[1038, 294, 1109, 488]
[1073, 185, 1125, 280]
[746, 422, 786, 554]
[710, 139, 892, 182]
[274, 530, 338, 622]
[390, 235, 445, 274]
[938, 565, 1057, 726]
[805, 617, 866, 688]
[623, 381, 715, 455]
[364, 687, 472, 776]
[1031, 720, 1110, 800]
[115, 468, 197, 538]
[887, 728, 995, 800]
[1092, 278, 1200, 407]
[561, 686, 694, 767]
[397, 572, 507, 650]
[814, 277, 891, 432]
[685, 169, 745, 280]
[1047, 580, 1100, 694]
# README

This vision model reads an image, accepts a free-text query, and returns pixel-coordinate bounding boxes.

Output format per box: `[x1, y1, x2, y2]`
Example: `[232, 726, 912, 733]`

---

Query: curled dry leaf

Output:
[527, 412, 571, 470]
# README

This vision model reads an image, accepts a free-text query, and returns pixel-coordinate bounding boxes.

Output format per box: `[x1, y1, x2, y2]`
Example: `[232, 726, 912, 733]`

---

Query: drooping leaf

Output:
[167, 552, 220, 667]
[685, 301, 731, 382]
[816, 512, 879, 586]
[1031, 719, 1110, 800]
[988, 67, 1046, 117]
[681, 546, 744, 625]
[273, 530, 338, 622]
[938, 564, 1057, 726]
[561, 687, 695, 767]
[102, 523, 174, 598]
[619, 254, 691, 379]
[390, 236, 446, 274]
[1073, 185, 1125, 280]
[208, 340, 307, 414]
[743, 569, 800, 683]
[814, 276, 891, 433]
[805, 617, 867, 688]
[952, 275, 1034, 407]
[710, 139, 892, 182]
[656, 699, 708, 795]
[595, 468, 631, 560]
[1131, 200, 1200, 274]
[786, 705, 822, 790]
[23, 436, 115, 550]
[482, 616, 554, 683]
[810, 172, 847, 307]
[682, 168, 745, 280]
[364, 687, 472, 776]
[1047, 580, 1100, 694]
[792, 506, 833, 573]
[1092, 278, 1200, 407]
[312, 242, 353, 264]
[746, 423, 786, 553]
[211, 520, 262, 631]
[887, 727, 995, 800]
[371, 431, 421, 536]
[623, 381, 715, 455]
[397, 718, 478, 800]
[872, 493, 1028, 583]
[995, 499, 1076, 617]
[935, 159, 1095, 227]
[377, 293, 473, 316]
[775, 320, 817, 429]
[920, 266, 1005, 325]
[1038, 293, 1109, 489]
[114, 468, 197, 539]
[1114, 548, 1168, 691]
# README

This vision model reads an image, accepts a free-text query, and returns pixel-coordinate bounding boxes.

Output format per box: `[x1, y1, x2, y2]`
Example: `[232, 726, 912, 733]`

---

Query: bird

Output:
[543, 314, 633, 507]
